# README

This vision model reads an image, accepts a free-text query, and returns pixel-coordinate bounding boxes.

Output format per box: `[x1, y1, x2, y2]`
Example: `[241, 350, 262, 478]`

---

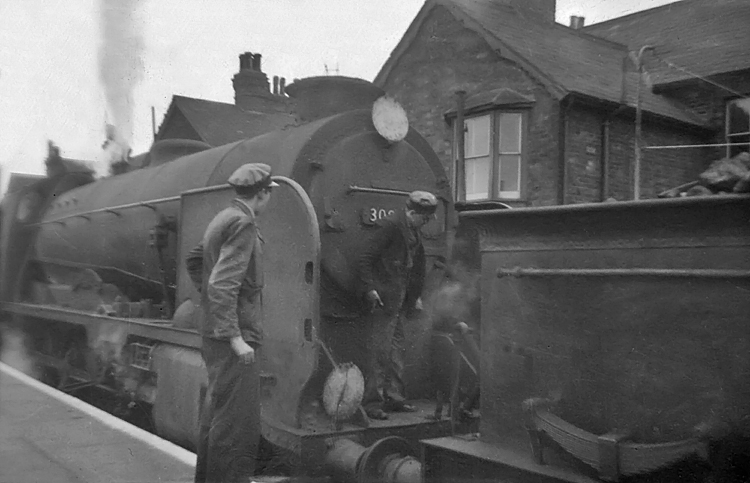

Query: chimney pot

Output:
[279, 77, 286, 96]
[233, 52, 288, 112]
[239, 52, 254, 71]
[273, 76, 279, 95]
[252, 54, 262, 72]
[570, 15, 585, 29]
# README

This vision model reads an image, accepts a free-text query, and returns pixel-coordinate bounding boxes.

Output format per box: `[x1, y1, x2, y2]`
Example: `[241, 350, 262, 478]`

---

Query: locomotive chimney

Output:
[233, 51, 288, 113]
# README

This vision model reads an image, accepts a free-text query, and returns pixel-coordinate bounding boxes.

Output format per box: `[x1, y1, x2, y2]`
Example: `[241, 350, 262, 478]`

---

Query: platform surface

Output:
[0, 362, 196, 483]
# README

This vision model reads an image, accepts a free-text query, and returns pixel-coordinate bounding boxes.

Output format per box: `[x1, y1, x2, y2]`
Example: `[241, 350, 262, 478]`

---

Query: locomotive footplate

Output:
[263, 399, 477, 475]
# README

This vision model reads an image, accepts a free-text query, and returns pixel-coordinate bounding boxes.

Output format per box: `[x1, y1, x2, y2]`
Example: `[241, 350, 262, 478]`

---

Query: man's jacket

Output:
[357, 209, 425, 316]
[186, 199, 264, 344]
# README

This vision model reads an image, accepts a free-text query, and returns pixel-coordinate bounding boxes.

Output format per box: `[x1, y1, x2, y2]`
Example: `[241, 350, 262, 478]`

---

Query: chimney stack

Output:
[569, 15, 585, 29]
[232, 51, 287, 112]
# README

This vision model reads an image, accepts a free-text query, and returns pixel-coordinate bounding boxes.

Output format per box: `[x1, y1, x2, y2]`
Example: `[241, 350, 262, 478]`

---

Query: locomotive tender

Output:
[426, 194, 750, 483]
[2, 72, 749, 482]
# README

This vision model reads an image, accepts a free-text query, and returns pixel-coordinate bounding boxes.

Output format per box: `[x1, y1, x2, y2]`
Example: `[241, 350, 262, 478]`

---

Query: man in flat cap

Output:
[186, 163, 278, 483]
[357, 190, 438, 420]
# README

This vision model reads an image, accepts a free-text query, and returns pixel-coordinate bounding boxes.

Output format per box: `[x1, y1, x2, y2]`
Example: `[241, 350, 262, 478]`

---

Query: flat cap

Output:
[227, 163, 280, 190]
[406, 190, 438, 215]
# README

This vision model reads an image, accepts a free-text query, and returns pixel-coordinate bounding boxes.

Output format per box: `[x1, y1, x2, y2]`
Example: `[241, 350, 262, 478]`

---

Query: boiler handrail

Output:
[497, 267, 750, 279]
[33, 195, 181, 226]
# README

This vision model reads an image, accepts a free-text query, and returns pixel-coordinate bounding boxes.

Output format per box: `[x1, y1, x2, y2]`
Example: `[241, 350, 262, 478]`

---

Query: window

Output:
[726, 97, 750, 157]
[456, 112, 524, 201]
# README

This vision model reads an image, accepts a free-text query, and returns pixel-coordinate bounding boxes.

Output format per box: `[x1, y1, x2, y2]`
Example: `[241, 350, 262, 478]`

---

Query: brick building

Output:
[374, 0, 750, 206]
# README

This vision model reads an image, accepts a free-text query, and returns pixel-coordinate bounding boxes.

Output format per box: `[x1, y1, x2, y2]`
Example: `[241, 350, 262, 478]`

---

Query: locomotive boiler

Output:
[0, 76, 457, 482]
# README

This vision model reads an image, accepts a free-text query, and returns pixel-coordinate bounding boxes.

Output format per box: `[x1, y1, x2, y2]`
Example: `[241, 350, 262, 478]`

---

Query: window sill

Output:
[455, 200, 515, 211]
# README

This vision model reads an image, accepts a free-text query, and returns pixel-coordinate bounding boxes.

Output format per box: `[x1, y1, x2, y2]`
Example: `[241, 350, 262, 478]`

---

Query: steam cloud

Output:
[0, 326, 38, 378]
[424, 263, 480, 331]
[98, 0, 145, 168]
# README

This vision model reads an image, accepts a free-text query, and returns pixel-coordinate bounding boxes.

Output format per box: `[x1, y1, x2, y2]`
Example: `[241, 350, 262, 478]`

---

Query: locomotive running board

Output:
[1, 302, 201, 349]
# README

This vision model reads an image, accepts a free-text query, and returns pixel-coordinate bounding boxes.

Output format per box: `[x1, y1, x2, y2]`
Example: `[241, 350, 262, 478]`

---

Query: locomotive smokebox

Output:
[285, 76, 385, 123]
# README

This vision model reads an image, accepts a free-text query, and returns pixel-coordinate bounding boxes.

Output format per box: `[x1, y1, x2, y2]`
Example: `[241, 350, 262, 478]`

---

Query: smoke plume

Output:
[97, 0, 145, 169]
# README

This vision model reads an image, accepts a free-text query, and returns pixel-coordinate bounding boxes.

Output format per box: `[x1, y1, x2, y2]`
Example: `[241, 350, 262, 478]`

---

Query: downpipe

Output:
[324, 436, 421, 483]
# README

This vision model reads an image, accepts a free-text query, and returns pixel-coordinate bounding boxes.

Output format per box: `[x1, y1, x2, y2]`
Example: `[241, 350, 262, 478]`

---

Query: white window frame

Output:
[726, 97, 750, 157]
[454, 110, 526, 202]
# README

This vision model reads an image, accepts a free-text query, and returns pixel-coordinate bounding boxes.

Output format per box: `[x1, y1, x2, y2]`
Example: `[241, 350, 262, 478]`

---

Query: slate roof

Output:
[376, 0, 708, 127]
[583, 0, 750, 88]
[159, 96, 295, 147]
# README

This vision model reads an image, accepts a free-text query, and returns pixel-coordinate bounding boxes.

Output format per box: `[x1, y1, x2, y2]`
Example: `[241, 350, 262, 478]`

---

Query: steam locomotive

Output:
[2, 74, 749, 483]
[0, 76, 457, 482]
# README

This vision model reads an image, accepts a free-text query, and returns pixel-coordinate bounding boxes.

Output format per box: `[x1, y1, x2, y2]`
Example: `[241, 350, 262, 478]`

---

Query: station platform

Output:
[0, 361, 195, 483]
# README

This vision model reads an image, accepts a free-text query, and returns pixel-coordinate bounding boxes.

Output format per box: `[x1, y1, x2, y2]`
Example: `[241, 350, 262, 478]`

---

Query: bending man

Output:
[357, 190, 438, 420]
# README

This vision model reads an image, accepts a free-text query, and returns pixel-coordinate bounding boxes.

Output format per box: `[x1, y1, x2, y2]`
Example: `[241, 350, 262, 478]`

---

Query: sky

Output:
[0, 0, 679, 188]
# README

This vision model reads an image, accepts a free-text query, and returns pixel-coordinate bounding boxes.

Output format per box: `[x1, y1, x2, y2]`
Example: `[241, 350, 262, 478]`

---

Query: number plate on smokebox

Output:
[361, 207, 396, 225]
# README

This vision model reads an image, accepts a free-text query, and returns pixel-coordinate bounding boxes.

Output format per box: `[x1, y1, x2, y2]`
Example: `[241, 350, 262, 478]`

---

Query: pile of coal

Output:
[660, 152, 750, 197]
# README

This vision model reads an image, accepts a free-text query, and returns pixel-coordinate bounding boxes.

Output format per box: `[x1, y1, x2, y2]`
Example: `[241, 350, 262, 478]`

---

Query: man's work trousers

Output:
[385, 317, 407, 403]
[362, 312, 407, 411]
[195, 337, 260, 483]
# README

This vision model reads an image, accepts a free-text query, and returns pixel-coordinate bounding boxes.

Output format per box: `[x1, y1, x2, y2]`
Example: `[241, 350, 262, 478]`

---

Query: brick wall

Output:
[564, 105, 603, 204]
[663, 70, 750, 128]
[638, 119, 713, 198]
[380, 5, 560, 207]
[661, 69, 750, 157]
[565, 104, 713, 203]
